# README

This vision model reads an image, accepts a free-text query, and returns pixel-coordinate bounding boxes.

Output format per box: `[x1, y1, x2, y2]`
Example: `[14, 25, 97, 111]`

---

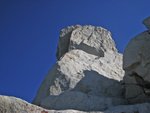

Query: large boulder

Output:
[33, 25, 125, 111]
[123, 17, 150, 103]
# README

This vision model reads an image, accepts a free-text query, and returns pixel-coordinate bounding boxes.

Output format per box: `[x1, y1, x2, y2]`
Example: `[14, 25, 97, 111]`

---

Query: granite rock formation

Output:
[123, 16, 150, 104]
[32, 25, 126, 111]
[1, 17, 150, 113]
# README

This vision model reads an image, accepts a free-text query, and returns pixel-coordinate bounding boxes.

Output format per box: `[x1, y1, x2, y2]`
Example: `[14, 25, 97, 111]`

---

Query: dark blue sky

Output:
[0, 0, 149, 102]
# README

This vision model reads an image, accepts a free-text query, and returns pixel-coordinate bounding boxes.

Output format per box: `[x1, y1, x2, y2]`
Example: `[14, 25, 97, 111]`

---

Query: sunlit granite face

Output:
[33, 25, 125, 111]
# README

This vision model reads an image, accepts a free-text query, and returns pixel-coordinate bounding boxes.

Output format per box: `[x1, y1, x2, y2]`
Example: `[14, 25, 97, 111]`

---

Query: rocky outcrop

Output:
[1, 17, 150, 113]
[0, 95, 86, 113]
[123, 16, 150, 104]
[1, 95, 150, 113]
[0, 95, 50, 113]
[33, 25, 125, 111]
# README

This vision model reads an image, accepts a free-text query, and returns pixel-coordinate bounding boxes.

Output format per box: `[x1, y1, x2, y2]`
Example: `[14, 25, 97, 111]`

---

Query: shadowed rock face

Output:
[40, 71, 126, 111]
[123, 16, 150, 104]
[33, 25, 125, 111]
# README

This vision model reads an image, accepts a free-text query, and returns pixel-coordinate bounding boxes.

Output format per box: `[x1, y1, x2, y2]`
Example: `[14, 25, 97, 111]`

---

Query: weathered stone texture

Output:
[33, 25, 125, 111]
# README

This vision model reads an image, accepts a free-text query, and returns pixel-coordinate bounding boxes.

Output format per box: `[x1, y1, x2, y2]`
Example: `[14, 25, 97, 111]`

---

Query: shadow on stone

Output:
[40, 70, 126, 112]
